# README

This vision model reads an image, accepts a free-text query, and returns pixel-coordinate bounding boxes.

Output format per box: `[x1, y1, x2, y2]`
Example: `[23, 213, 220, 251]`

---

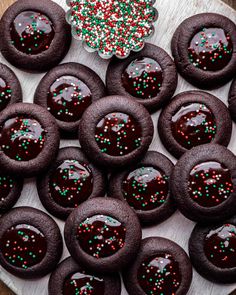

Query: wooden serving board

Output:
[0, 0, 236, 294]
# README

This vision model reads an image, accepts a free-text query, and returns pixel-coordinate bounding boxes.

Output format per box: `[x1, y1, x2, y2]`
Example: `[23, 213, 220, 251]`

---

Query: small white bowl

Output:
[66, 0, 158, 59]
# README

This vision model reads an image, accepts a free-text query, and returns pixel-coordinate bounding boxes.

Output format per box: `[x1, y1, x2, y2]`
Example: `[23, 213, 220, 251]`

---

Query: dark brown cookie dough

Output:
[37, 147, 107, 220]
[0, 63, 22, 111]
[158, 91, 232, 158]
[123, 237, 192, 295]
[171, 144, 236, 223]
[0, 0, 71, 73]
[106, 43, 177, 112]
[64, 197, 142, 273]
[0, 103, 60, 177]
[228, 77, 236, 122]
[0, 207, 63, 279]
[48, 256, 121, 295]
[0, 174, 23, 215]
[189, 216, 236, 283]
[171, 13, 236, 89]
[34, 62, 106, 137]
[78, 95, 154, 169]
[109, 151, 176, 225]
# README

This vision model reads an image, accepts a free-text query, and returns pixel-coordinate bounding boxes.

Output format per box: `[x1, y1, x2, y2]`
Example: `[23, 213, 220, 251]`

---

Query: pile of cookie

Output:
[0, 0, 235, 294]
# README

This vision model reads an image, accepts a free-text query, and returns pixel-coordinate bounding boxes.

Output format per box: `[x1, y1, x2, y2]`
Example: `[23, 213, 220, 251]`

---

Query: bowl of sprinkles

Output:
[66, 0, 158, 59]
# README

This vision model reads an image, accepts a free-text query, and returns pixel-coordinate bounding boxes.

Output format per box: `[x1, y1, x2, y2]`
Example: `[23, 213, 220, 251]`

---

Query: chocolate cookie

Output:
[109, 151, 176, 225]
[78, 95, 154, 169]
[171, 13, 236, 89]
[48, 256, 121, 295]
[0, 63, 22, 111]
[171, 144, 236, 223]
[189, 216, 236, 283]
[228, 77, 236, 122]
[64, 197, 142, 273]
[0, 207, 63, 279]
[0, 0, 71, 73]
[0, 103, 60, 177]
[123, 237, 192, 295]
[158, 91, 232, 158]
[34, 62, 106, 137]
[37, 147, 107, 220]
[0, 174, 23, 215]
[106, 43, 177, 112]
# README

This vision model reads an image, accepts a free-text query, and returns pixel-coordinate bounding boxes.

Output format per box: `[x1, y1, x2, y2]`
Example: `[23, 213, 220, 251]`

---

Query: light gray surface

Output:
[0, 0, 236, 294]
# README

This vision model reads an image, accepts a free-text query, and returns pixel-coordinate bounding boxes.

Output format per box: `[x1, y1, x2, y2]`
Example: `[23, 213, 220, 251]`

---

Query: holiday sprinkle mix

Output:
[67, 0, 157, 58]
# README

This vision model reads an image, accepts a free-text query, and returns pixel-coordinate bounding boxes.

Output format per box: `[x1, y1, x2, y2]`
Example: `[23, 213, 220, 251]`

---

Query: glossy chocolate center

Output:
[0, 78, 11, 112]
[77, 215, 126, 258]
[0, 116, 46, 161]
[95, 112, 142, 156]
[10, 11, 55, 55]
[63, 272, 105, 295]
[49, 160, 93, 208]
[188, 28, 233, 71]
[137, 253, 181, 295]
[0, 224, 47, 269]
[188, 161, 233, 207]
[204, 224, 236, 268]
[47, 76, 92, 122]
[0, 175, 15, 203]
[122, 166, 169, 211]
[171, 103, 216, 149]
[121, 57, 163, 99]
